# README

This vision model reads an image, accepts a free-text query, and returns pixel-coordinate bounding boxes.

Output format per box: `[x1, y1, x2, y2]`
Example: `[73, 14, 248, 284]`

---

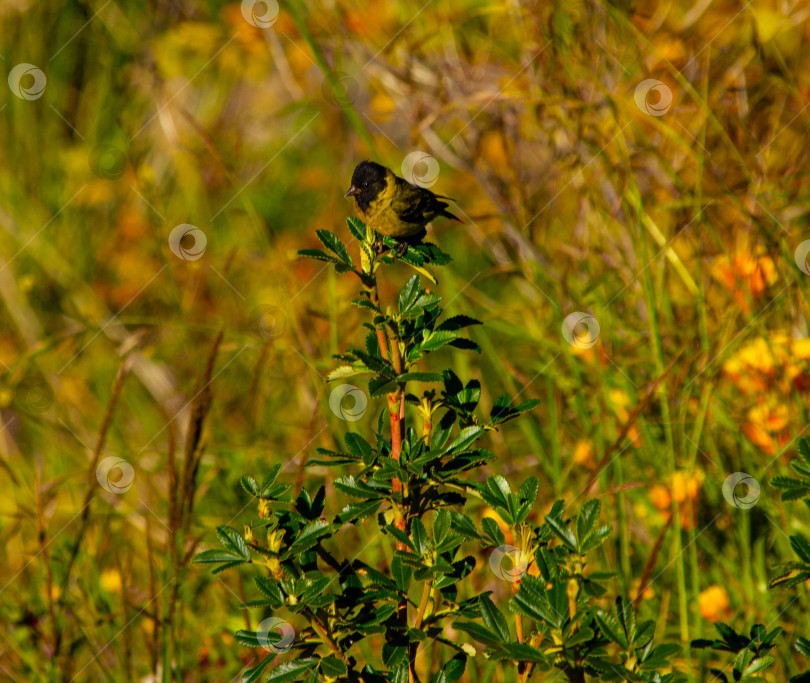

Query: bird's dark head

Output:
[345, 161, 388, 210]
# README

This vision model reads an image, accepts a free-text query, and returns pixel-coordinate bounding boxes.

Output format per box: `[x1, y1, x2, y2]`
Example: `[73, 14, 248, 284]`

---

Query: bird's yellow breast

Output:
[357, 173, 425, 238]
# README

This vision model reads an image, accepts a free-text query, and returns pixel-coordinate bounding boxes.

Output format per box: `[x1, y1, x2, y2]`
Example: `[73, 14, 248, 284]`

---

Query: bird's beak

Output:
[344, 186, 359, 198]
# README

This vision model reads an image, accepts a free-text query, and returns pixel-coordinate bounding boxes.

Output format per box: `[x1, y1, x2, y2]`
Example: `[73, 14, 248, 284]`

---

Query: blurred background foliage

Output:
[1, 0, 810, 680]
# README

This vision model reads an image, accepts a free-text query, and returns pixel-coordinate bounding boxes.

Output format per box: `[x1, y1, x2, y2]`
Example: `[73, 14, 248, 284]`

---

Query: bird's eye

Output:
[362, 181, 369, 187]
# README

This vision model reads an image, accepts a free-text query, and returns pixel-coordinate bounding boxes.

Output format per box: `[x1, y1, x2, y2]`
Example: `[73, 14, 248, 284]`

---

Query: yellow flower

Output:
[573, 440, 594, 466]
[100, 569, 122, 593]
[699, 585, 730, 622]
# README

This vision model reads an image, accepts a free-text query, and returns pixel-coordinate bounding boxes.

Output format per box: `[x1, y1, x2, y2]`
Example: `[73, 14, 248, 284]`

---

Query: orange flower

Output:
[743, 402, 790, 455]
[711, 250, 777, 311]
[699, 585, 730, 622]
[649, 470, 703, 530]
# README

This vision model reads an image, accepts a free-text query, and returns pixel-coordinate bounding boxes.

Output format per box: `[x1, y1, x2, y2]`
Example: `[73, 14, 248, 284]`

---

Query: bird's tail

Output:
[437, 198, 462, 222]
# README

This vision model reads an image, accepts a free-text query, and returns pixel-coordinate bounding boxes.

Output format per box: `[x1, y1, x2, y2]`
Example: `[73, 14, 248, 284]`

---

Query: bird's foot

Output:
[395, 241, 409, 257]
[372, 236, 387, 255]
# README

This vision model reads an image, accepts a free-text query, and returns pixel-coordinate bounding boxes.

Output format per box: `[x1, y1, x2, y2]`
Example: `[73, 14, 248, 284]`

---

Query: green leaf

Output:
[433, 509, 451, 543]
[216, 526, 251, 560]
[297, 247, 338, 263]
[264, 659, 319, 683]
[347, 216, 367, 241]
[316, 229, 353, 267]
[241, 654, 274, 683]
[398, 275, 421, 313]
[412, 518, 428, 556]
[419, 330, 459, 352]
[254, 577, 284, 608]
[596, 610, 627, 648]
[438, 315, 482, 331]
[445, 426, 485, 454]
[511, 575, 567, 628]
[577, 499, 601, 541]
[450, 512, 481, 540]
[790, 534, 810, 563]
[334, 475, 381, 500]
[397, 371, 445, 384]
[285, 520, 331, 557]
[319, 657, 348, 677]
[432, 654, 466, 683]
[481, 517, 505, 547]
[544, 513, 577, 552]
[391, 555, 412, 593]
[327, 365, 371, 382]
[193, 548, 249, 565]
[454, 621, 502, 645]
[490, 642, 547, 663]
[336, 500, 381, 524]
[479, 594, 510, 643]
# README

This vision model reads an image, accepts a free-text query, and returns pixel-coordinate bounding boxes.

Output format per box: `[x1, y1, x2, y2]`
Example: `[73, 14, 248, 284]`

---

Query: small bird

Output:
[345, 160, 459, 252]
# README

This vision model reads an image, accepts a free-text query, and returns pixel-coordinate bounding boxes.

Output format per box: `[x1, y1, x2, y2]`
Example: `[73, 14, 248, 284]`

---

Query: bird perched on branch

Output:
[345, 160, 459, 253]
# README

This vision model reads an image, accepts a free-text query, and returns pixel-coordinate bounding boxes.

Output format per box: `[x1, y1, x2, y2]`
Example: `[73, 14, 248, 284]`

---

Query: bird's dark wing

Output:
[392, 179, 459, 225]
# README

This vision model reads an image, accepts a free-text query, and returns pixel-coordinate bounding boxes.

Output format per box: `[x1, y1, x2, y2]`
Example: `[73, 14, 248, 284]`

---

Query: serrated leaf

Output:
[596, 610, 628, 648]
[216, 526, 251, 560]
[432, 654, 466, 683]
[577, 499, 601, 541]
[285, 520, 331, 556]
[241, 654, 274, 683]
[316, 229, 353, 266]
[319, 657, 348, 677]
[265, 659, 319, 683]
[479, 594, 510, 643]
[347, 216, 367, 241]
[544, 513, 577, 552]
